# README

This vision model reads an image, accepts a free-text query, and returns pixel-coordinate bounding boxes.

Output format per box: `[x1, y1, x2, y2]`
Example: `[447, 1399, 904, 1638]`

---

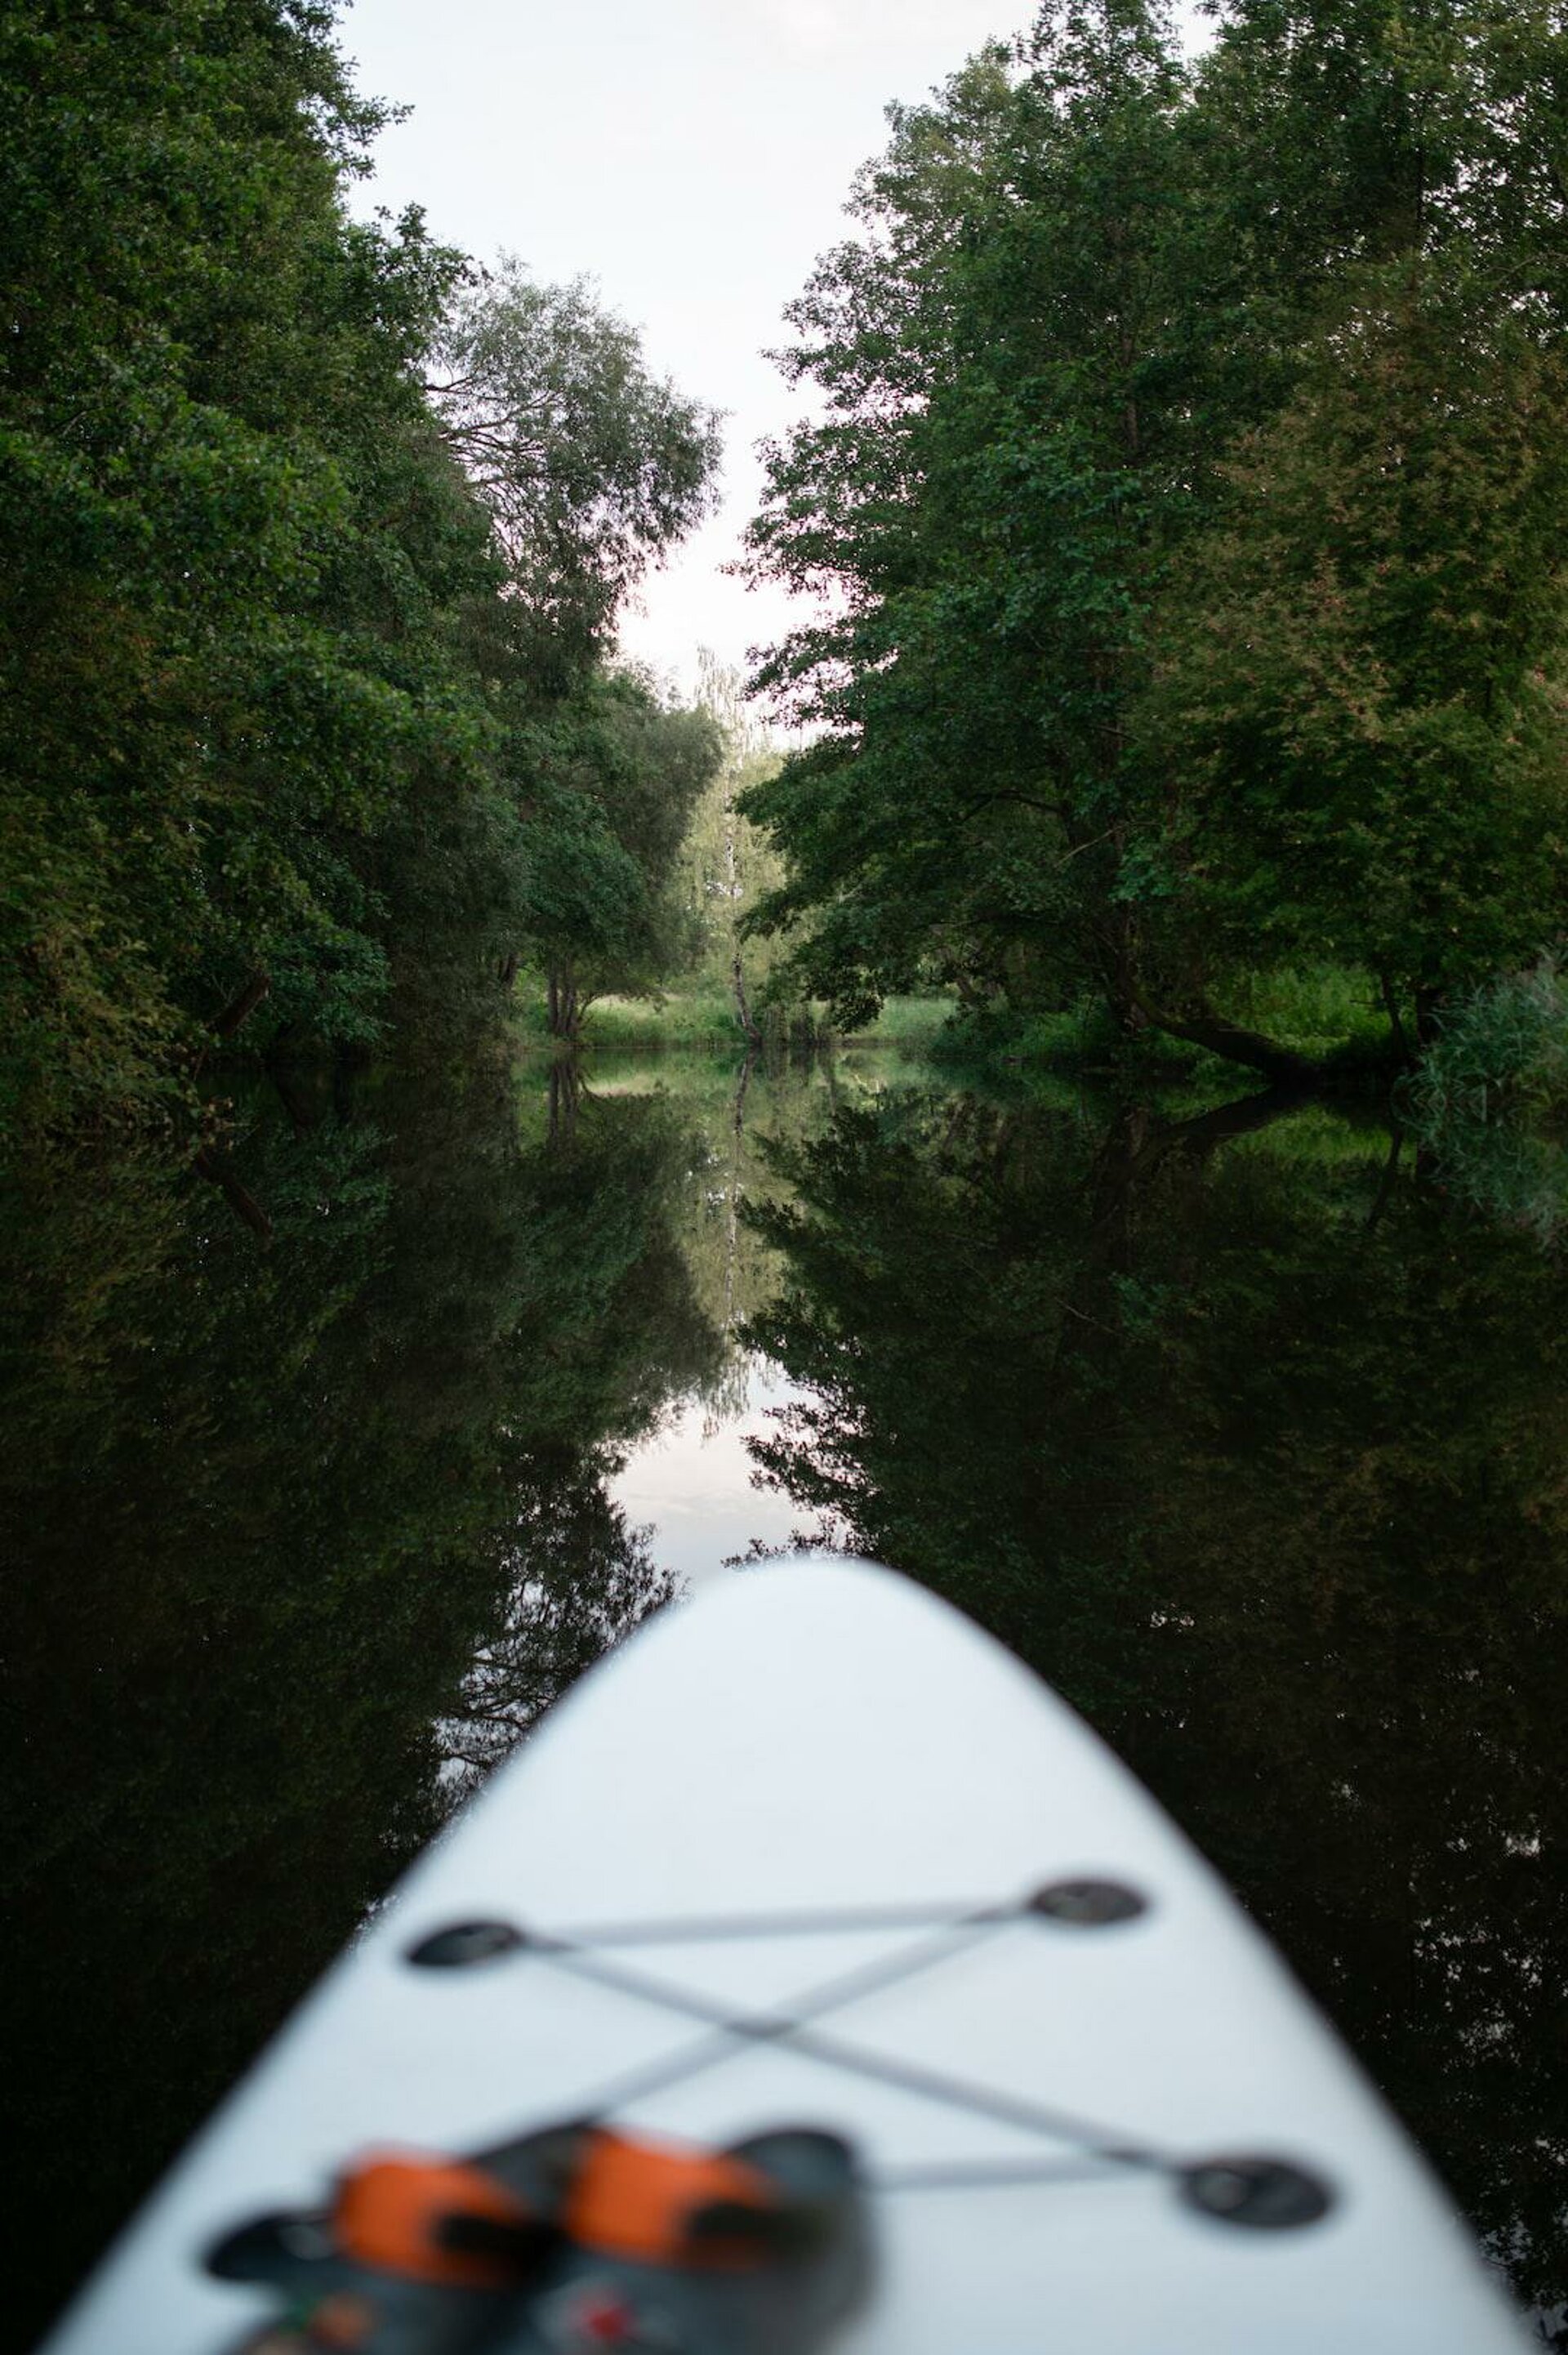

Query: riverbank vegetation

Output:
[510, 987, 950, 1055]
[8, 0, 1567, 1149]
[1397, 957, 1568, 1235]
[0, 2, 721, 1144]
[740, 0, 1568, 1091]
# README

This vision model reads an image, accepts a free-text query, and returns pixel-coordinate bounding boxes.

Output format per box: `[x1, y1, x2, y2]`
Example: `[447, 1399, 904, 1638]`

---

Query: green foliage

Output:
[928, 967, 1396, 1089]
[1399, 959, 1568, 1237]
[675, 658, 797, 1034]
[1144, 255, 1568, 1001]
[742, 0, 1568, 1070]
[522, 991, 759, 1052]
[505, 668, 724, 1027]
[0, 3, 721, 1140]
[1405, 958, 1568, 1122]
[853, 993, 957, 1049]
[0, 0, 508, 1127]
[430, 261, 721, 676]
[742, 3, 1215, 1028]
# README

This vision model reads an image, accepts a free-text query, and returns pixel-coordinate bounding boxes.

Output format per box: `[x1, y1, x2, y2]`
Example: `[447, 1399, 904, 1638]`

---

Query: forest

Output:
[3, 0, 1566, 1135]
[0, 0, 727, 1141]
[742, 0, 1568, 1089]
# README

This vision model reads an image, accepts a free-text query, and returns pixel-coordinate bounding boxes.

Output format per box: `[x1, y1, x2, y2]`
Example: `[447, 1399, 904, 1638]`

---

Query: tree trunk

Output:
[265, 1060, 323, 1138]
[1087, 894, 1149, 1038]
[192, 1145, 274, 1242]
[1136, 997, 1318, 1086]
[1414, 984, 1444, 1050]
[731, 951, 762, 1046]
[1083, 888, 1312, 1082]
[212, 970, 271, 1040]
[1379, 971, 1411, 1065]
[546, 962, 580, 1040]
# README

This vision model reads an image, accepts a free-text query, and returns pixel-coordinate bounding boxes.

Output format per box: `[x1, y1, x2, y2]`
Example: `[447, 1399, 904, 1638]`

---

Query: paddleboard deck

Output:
[42, 1556, 1528, 2352]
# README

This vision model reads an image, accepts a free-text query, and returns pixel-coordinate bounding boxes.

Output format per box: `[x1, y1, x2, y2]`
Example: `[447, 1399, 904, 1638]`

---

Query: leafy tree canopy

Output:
[0, 1, 722, 1140]
[742, 0, 1568, 1068]
[430, 260, 721, 676]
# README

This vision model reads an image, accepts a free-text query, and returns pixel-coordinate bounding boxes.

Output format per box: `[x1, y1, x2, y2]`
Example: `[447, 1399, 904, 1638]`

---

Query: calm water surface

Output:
[5, 1050, 1566, 2344]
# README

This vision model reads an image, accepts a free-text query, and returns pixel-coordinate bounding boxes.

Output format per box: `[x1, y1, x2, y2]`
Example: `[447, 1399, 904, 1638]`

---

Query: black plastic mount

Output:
[406, 1919, 528, 1969]
[1027, 1879, 1150, 1926]
[1178, 2155, 1335, 2229]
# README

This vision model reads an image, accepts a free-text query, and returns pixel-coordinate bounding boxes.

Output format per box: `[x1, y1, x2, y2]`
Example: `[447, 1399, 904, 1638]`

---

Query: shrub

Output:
[1400, 960, 1568, 1239]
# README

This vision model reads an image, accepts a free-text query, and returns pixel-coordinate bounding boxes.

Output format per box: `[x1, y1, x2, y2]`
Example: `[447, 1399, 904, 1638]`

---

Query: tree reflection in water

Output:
[7, 1059, 1565, 2339]
[742, 1085, 1568, 2326]
[2, 1063, 715, 2343]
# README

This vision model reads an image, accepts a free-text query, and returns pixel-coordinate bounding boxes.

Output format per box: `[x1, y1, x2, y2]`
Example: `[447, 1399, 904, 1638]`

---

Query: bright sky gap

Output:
[342, 0, 1209, 700]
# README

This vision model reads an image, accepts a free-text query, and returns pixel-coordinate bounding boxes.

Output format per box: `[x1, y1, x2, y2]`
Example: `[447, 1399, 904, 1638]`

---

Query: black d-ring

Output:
[1027, 1879, 1150, 1926]
[406, 1919, 528, 1969]
[1178, 2154, 1335, 2229]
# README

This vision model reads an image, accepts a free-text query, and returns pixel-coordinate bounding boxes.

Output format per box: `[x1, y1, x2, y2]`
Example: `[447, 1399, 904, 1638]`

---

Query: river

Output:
[4, 1046, 1565, 2344]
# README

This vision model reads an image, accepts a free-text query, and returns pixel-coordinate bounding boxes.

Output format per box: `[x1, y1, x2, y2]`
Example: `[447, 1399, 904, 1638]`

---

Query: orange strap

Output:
[563, 2130, 777, 2268]
[333, 2152, 536, 2289]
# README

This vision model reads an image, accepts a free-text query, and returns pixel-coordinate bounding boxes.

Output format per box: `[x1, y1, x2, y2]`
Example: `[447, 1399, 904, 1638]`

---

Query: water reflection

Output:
[2, 1061, 723, 2340]
[5, 1056, 1565, 2338]
[741, 1084, 1568, 2324]
[598, 1048, 859, 1586]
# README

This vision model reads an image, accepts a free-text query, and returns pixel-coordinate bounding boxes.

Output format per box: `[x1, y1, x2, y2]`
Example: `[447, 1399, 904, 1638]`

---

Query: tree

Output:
[1128, 0, 1568, 1040]
[0, 2, 511, 1117]
[738, 42, 1027, 1023]
[677, 658, 791, 1045]
[742, 4, 1210, 1033]
[506, 670, 723, 1037]
[427, 261, 721, 677]
[742, 0, 1568, 1068]
[1141, 255, 1568, 1033]
[425, 263, 724, 1037]
[0, 8, 724, 1141]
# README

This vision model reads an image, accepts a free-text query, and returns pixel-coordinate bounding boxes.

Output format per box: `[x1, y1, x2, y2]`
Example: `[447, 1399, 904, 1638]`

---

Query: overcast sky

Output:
[340, 1, 1205, 700]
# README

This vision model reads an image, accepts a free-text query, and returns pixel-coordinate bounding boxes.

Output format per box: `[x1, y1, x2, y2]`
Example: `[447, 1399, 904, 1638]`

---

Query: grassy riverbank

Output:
[518, 968, 1393, 1068]
[514, 988, 958, 1055]
[929, 966, 1398, 1086]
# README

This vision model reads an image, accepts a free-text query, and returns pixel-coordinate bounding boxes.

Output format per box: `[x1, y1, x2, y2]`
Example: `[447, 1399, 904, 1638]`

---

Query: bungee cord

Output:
[198, 1874, 1334, 2355]
[442, 1887, 1174, 2194]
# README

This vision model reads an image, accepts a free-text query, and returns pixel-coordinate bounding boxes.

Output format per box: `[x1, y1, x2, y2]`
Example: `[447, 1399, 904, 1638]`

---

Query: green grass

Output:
[1215, 964, 1392, 1060]
[513, 966, 1404, 1089]
[581, 992, 753, 1050]
[931, 1000, 1201, 1079]
[1402, 958, 1568, 1125]
[848, 993, 959, 1048]
[514, 985, 953, 1055]
[512, 988, 761, 1051]
[929, 966, 1401, 1091]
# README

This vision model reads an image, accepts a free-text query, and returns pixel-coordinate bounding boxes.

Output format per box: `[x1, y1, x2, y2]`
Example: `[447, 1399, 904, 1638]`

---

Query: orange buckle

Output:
[333, 2152, 536, 2289]
[563, 2130, 779, 2270]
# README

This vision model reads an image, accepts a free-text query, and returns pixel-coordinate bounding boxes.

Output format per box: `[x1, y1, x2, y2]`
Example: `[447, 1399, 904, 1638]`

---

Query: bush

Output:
[1403, 960, 1568, 1126]
[1399, 960, 1568, 1239]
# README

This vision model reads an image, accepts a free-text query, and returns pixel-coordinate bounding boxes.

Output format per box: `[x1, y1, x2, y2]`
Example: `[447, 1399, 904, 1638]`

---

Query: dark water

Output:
[4, 1052, 1566, 2345]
